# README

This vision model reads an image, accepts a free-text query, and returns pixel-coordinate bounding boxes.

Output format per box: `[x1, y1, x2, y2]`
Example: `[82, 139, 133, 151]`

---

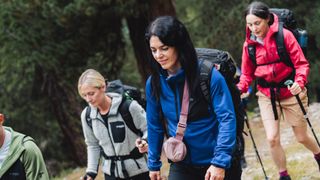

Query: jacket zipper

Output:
[94, 117, 119, 177]
[272, 64, 276, 80]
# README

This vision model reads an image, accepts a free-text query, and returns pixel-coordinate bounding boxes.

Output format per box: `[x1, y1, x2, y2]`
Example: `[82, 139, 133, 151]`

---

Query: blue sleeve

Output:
[210, 69, 236, 168]
[145, 77, 165, 171]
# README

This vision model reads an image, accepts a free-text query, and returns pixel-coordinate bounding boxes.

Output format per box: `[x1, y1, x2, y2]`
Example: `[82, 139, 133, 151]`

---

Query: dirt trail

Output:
[58, 103, 320, 180]
[242, 103, 320, 180]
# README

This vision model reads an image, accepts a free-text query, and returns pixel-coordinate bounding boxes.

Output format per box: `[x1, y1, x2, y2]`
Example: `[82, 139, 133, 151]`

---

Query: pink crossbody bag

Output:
[162, 80, 189, 162]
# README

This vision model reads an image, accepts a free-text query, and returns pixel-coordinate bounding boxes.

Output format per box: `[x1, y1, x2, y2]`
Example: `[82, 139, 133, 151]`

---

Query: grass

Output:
[55, 103, 320, 180]
[242, 103, 320, 179]
[53, 153, 170, 180]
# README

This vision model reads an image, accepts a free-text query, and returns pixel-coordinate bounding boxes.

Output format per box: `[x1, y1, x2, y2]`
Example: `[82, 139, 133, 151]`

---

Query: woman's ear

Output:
[0, 114, 4, 125]
[267, 13, 272, 25]
[101, 84, 106, 92]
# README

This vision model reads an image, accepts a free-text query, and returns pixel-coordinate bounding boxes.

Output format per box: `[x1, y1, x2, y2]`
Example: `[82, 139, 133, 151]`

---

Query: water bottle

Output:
[298, 29, 308, 48]
[297, 29, 308, 55]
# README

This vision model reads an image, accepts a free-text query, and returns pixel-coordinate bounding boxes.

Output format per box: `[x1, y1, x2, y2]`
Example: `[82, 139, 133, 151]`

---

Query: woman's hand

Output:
[80, 175, 93, 180]
[288, 82, 302, 95]
[149, 171, 161, 180]
[240, 91, 250, 99]
[135, 138, 148, 153]
[204, 165, 225, 180]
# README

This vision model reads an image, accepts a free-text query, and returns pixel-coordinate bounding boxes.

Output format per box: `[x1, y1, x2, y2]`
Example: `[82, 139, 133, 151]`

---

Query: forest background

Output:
[0, 0, 320, 177]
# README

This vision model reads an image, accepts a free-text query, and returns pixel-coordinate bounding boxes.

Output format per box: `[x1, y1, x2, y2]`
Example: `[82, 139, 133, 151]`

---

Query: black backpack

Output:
[196, 48, 244, 136]
[248, 8, 308, 68]
[85, 79, 145, 137]
[196, 48, 244, 178]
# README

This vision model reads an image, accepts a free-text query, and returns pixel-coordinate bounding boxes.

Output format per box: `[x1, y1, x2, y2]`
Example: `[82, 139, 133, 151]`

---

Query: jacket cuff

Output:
[295, 79, 305, 89]
[86, 172, 97, 179]
[236, 84, 246, 94]
[211, 163, 226, 169]
[210, 153, 232, 169]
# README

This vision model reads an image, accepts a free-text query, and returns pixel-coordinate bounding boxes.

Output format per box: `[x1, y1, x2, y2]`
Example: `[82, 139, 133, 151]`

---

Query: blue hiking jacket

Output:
[146, 67, 236, 171]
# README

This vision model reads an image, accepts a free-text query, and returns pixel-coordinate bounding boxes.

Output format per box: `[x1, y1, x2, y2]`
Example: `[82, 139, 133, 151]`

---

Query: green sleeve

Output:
[21, 140, 50, 180]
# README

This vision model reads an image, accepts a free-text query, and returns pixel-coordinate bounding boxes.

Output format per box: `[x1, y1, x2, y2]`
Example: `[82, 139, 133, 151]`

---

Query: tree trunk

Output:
[126, 0, 176, 84]
[39, 67, 86, 166]
[308, 34, 320, 102]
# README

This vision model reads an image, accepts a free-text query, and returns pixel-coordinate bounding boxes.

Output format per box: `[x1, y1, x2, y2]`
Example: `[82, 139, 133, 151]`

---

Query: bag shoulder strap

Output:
[175, 80, 189, 141]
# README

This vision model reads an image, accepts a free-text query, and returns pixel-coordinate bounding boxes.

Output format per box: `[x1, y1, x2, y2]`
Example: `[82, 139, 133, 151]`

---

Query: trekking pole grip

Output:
[284, 80, 307, 114]
[284, 80, 294, 88]
[284, 80, 320, 147]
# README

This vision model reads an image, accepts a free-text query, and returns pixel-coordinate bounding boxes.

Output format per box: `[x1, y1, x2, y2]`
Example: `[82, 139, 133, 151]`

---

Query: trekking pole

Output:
[284, 80, 320, 147]
[244, 112, 269, 180]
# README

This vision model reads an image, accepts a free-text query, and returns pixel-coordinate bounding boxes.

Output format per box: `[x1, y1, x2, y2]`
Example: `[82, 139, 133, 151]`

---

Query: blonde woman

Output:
[78, 69, 149, 180]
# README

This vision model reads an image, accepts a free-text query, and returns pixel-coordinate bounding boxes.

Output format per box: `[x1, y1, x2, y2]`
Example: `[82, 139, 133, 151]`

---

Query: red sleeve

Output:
[237, 42, 256, 93]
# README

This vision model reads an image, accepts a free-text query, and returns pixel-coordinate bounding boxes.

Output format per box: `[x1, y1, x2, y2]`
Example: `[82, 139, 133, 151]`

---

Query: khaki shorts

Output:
[256, 89, 308, 127]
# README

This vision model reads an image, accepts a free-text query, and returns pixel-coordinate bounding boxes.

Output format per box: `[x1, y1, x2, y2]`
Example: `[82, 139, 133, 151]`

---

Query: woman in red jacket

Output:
[237, 1, 320, 179]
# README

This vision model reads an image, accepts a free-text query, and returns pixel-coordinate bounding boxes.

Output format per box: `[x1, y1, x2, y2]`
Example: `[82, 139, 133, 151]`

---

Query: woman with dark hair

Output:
[145, 16, 237, 180]
[237, 1, 320, 179]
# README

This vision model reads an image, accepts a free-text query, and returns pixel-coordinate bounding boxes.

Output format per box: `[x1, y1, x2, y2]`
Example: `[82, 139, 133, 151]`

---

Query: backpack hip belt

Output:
[101, 147, 144, 160]
[256, 71, 295, 120]
[102, 147, 144, 178]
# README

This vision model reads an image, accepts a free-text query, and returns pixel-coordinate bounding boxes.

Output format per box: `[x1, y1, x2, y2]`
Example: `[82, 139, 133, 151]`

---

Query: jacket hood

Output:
[88, 92, 123, 118]
[106, 92, 123, 116]
[245, 13, 279, 45]
[0, 127, 29, 175]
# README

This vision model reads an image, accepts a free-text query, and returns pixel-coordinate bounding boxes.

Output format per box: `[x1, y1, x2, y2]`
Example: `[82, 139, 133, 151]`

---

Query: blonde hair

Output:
[78, 69, 106, 97]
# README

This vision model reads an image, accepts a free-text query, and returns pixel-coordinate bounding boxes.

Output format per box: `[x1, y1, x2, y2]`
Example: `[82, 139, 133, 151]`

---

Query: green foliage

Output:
[0, 0, 143, 174]
[1, 0, 320, 176]
[176, 0, 320, 103]
[177, 0, 250, 65]
[118, 20, 142, 87]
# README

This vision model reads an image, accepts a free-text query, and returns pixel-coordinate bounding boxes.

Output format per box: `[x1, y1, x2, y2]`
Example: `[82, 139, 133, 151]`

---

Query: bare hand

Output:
[240, 91, 250, 99]
[149, 171, 161, 180]
[0, 114, 4, 121]
[135, 138, 148, 153]
[204, 165, 225, 180]
[80, 175, 93, 180]
[288, 82, 302, 95]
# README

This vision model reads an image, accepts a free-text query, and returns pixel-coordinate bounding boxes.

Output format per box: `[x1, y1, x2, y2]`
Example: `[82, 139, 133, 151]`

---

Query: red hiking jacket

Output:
[237, 14, 309, 99]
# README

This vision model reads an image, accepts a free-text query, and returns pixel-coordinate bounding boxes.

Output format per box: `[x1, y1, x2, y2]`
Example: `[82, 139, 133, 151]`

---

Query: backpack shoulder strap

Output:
[22, 135, 34, 144]
[85, 106, 92, 129]
[275, 22, 294, 68]
[119, 99, 143, 137]
[199, 59, 214, 103]
[246, 26, 294, 69]
[247, 44, 257, 66]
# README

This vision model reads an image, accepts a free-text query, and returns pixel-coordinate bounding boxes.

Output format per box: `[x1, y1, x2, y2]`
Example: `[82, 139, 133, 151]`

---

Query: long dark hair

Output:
[145, 16, 198, 100]
[244, 1, 274, 26]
